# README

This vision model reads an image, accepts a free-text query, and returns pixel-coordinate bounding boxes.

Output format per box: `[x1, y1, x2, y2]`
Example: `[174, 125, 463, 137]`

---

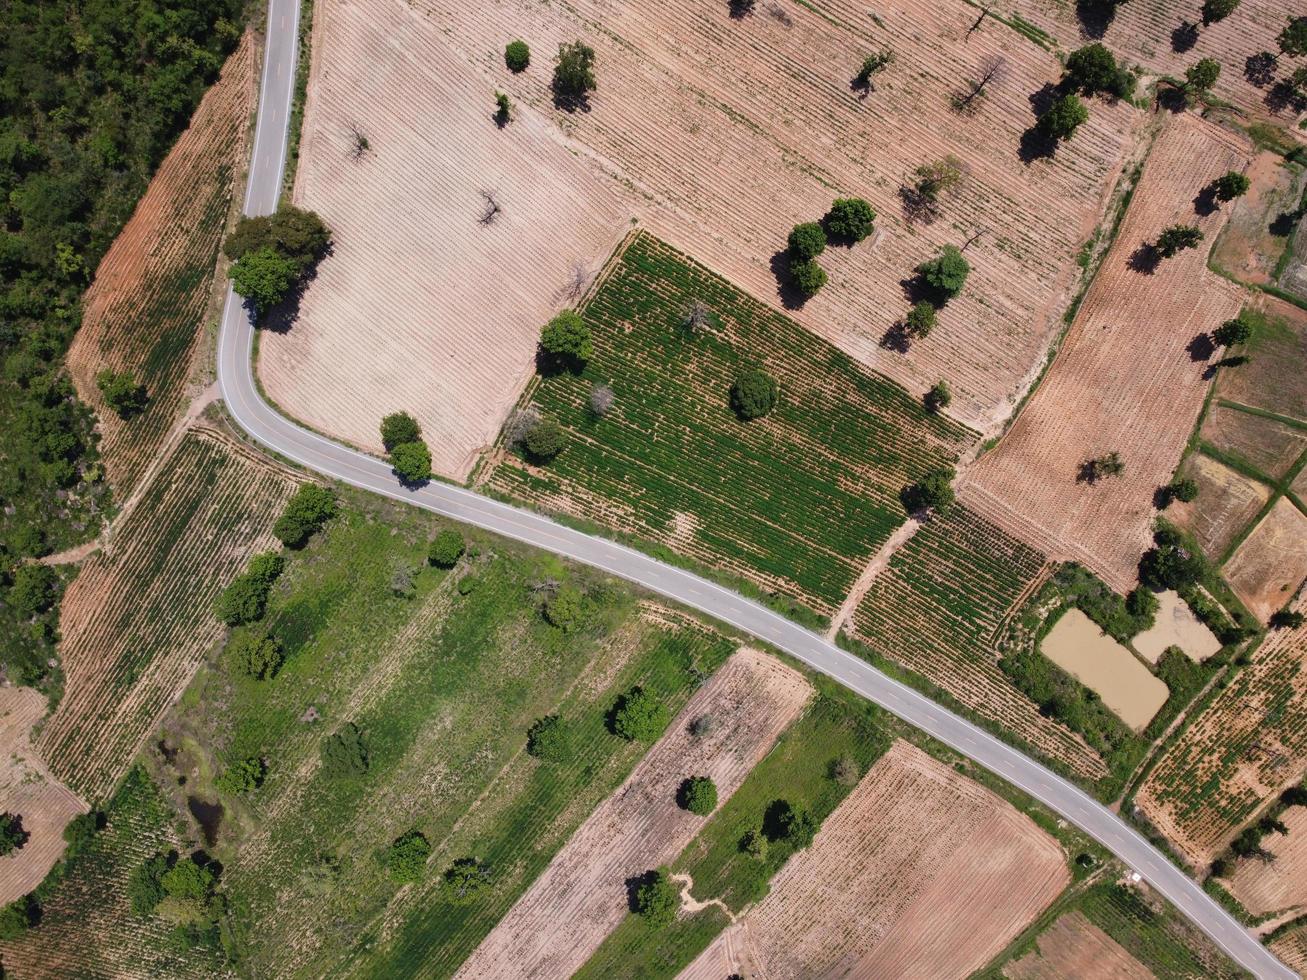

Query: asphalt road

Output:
[216, 3, 1296, 976]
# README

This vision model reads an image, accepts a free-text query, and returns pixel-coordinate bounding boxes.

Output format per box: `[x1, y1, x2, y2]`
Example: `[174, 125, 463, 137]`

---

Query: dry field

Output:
[456, 649, 812, 979]
[1201, 404, 1307, 480]
[1132, 588, 1222, 663]
[1272, 924, 1307, 976]
[1223, 496, 1307, 622]
[961, 111, 1250, 592]
[1169, 452, 1272, 560]
[35, 427, 300, 802]
[1216, 295, 1307, 423]
[0, 687, 87, 905]
[273, 0, 1139, 478]
[679, 740, 1069, 980]
[1210, 152, 1306, 288]
[1227, 805, 1307, 916]
[67, 35, 254, 496]
[1135, 602, 1307, 866]
[1003, 909, 1153, 980]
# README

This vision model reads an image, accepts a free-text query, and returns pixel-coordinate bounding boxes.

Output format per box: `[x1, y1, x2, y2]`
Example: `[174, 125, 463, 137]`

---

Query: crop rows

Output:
[488, 233, 971, 612]
[36, 428, 299, 801]
[67, 35, 254, 496]
[852, 505, 1108, 779]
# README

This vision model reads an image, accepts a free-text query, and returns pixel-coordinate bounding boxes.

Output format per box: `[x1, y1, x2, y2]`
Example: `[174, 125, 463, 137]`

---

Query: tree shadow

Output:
[1171, 20, 1200, 54]
[1028, 81, 1059, 118]
[1127, 243, 1161, 274]
[1193, 184, 1219, 217]
[1266, 80, 1307, 115]
[1245, 52, 1278, 89]
[899, 272, 941, 306]
[1157, 84, 1189, 113]
[1075, 460, 1103, 485]
[880, 322, 912, 353]
[1270, 208, 1300, 237]
[1074, 0, 1118, 38]
[769, 249, 808, 310]
[1019, 126, 1057, 164]
[898, 185, 938, 226]
[551, 88, 592, 113]
[1187, 332, 1216, 361]
[1153, 484, 1176, 509]
[728, 0, 755, 18]
[534, 344, 584, 378]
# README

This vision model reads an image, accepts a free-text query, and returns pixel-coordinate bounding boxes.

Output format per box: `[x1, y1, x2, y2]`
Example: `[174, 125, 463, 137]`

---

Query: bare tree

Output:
[966, 5, 991, 38]
[504, 405, 541, 446]
[951, 56, 1007, 113]
[683, 298, 713, 334]
[762, 0, 792, 26]
[479, 190, 502, 226]
[589, 383, 615, 416]
[563, 261, 591, 301]
[961, 226, 988, 251]
[347, 123, 371, 161]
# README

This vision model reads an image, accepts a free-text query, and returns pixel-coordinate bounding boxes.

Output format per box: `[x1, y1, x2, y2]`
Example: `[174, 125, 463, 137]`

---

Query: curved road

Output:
[219, 3, 1294, 977]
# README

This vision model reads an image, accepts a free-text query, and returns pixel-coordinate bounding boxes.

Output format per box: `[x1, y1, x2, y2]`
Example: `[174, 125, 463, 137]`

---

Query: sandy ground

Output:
[1132, 589, 1222, 664]
[456, 649, 812, 978]
[0, 688, 87, 904]
[1227, 806, 1307, 917]
[1223, 497, 1307, 623]
[1004, 909, 1155, 980]
[1042, 609, 1169, 731]
[67, 35, 254, 497]
[960, 112, 1249, 593]
[1170, 452, 1273, 561]
[270, 0, 1139, 478]
[679, 740, 1069, 980]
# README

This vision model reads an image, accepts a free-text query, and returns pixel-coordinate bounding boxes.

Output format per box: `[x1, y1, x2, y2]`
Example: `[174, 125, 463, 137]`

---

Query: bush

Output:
[610, 686, 670, 742]
[1201, 0, 1240, 25]
[386, 830, 432, 883]
[0, 812, 28, 856]
[1212, 316, 1252, 347]
[273, 484, 336, 547]
[1212, 171, 1250, 202]
[8, 563, 58, 617]
[1185, 57, 1221, 94]
[1155, 224, 1203, 258]
[230, 246, 301, 314]
[539, 310, 593, 367]
[0, 896, 34, 940]
[1166, 477, 1199, 504]
[788, 258, 828, 298]
[916, 245, 969, 300]
[129, 852, 170, 916]
[855, 49, 894, 86]
[428, 529, 466, 568]
[390, 441, 432, 484]
[742, 827, 769, 859]
[505, 39, 530, 72]
[321, 722, 369, 780]
[494, 91, 511, 126]
[229, 629, 283, 680]
[96, 369, 149, 418]
[524, 418, 566, 463]
[924, 381, 952, 413]
[634, 867, 680, 925]
[824, 197, 876, 243]
[444, 857, 491, 902]
[1125, 585, 1159, 623]
[901, 466, 956, 514]
[215, 757, 265, 795]
[904, 300, 937, 337]
[787, 222, 827, 261]
[677, 776, 718, 815]
[730, 369, 779, 420]
[1082, 451, 1124, 482]
[543, 585, 585, 632]
[553, 41, 597, 100]
[215, 552, 285, 626]
[1064, 43, 1133, 98]
[380, 412, 422, 451]
[1036, 93, 1089, 142]
[526, 715, 571, 761]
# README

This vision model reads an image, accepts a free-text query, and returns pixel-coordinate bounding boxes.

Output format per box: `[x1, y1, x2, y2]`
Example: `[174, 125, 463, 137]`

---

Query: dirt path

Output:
[826, 518, 921, 640]
[671, 872, 737, 923]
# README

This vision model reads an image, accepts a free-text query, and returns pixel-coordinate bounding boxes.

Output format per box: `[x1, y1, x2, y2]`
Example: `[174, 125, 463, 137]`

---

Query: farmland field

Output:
[1215, 298, 1307, 424]
[35, 426, 301, 803]
[1170, 452, 1274, 561]
[1226, 805, 1307, 915]
[1200, 404, 1307, 482]
[486, 233, 972, 613]
[1272, 923, 1307, 976]
[962, 111, 1250, 592]
[1223, 497, 1307, 622]
[1209, 153, 1306, 290]
[67, 35, 254, 495]
[1002, 910, 1152, 980]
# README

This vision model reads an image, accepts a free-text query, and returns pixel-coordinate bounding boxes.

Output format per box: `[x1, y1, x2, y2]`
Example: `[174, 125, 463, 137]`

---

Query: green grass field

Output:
[488, 233, 972, 613]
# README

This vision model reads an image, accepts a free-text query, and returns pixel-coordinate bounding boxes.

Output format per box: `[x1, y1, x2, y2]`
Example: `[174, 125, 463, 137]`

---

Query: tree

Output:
[539, 310, 593, 367]
[321, 722, 369, 780]
[543, 584, 585, 632]
[225, 208, 332, 270]
[380, 412, 422, 451]
[129, 852, 171, 916]
[526, 715, 572, 761]
[730, 369, 779, 420]
[444, 857, 491, 902]
[273, 484, 336, 547]
[589, 383, 615, 416]
[1064, 43, 1133, 97]
[386, 830, 432, 884]
[523, 417, 566, 463]
[1165, 477, 1199, 503]
[764, 799, 818, 848]
[505, 39, 530, 72]
[677, 776, 718, 815]
[229, 629, 284, 680]
[610, 686, 670, 741]
[854, 49, 895, 88]
[1139, 530, 1206, 591]
[1036, 93, 1089, 143]
[215, 757, 265, 795]
[824, 198, 876, 243]
[0, 897, 34, 941]
[924, 381, 952, 413]
[0, 812, 28, 856]
[905, 301, 938, 338]
[215, 551, 285, 626]
[634, 868, 680, 925]
[8, 564, 58, 617]
[913, 156, 965, 204]
[162, 857, 216, 902]
[917, 245, 970, 300]
[1212, 171, 1250, 202]
[1271, 610, 1305, 629]
[390, 440, 432, 484]
[1201, 0, 1240, 26]
[230, 246, 301, 314]
[789, 259, 828, 299]
[96, 369, 149, 418]
[62, 810, 103, 855]
[1213, 316, 1252, 346]
[1155, 224, 1203, 258]
[787, 222, 827, 261]
[553, 41, 597, 101]
[428, 529, 466, 568]
[1185, 57, 1221, 97]
[1082, 451, 1125, 482]
[1126, 585, 1159, 622]
[494, 91, 512, 126]
[902, 466, 956, 514]
[1279, 16, 1307, 57]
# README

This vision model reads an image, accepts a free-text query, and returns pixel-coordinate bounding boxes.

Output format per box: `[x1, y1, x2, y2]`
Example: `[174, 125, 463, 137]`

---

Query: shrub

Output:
[444, 857, 491, 902]
[742, 827, 769, 859]
[1212, 171, 1250, 202]
[1036, 93, 1089, 142]
[1185, 58, 1221, 98]
[230, 246, 301, 314]
[787, 222, 827, 261]
[855, 49, 894, 87]
[901, 466, 956, 514]
[677, 776, 718, 815]
[390, 441, 432, 484]
[505, 39, 530, 72]
[129, 852, 170, 916]
[96, 369, 149, 418]
[215, 757, 265, 795]
[610, 686, 670, 742]
[634, 868, 680, 925]
[8, 564, 58, 617]
[1155, 224, 1203, 258]
[824, 197, 876, 243]
[1082, 451, 1125, 482]
[0, 897, 34, 940]
[494, 91, 511, 125]
[386, 830, 432, 883]
[1212, 316, 1252, 347]
[904, 300, 937, 338]
[924, 381, 952, 413]
[380, 411, 421, 451]
[1064, 43, 1133, 98]
[830, 752, 860, 786]
[1201, 0, 1240, 25]
[0, 812, 28, 856]
[539, 310, 593, 367]
[214, 552, 285, 626]
[428, 529, 466, 568]
[913, 156, 965, 204]
[524, 418, 566, 463]
[1125, 585, 1159, 624]
[543, 584, 585, 632]
[788, 258, 828, 298]
[273, 484, 336, 547]
[321, 722, 369, 780]
[526, 714, 571, 761]
[730, 369, 779, 420]
[229, 629, 283, 680]
[1166, 477, 1199, 503]
[553, 41, 597, 100]
[916, 245, 969, 299]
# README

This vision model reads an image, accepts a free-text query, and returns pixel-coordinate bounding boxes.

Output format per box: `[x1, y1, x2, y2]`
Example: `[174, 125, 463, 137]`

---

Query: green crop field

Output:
[487, 233, 972, 614]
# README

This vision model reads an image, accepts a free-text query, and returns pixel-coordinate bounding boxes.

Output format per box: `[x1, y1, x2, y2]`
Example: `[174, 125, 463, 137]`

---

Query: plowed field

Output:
[1223, 496, 1307, 623]
[1227, 805, 1307, 915]
[1003, 910, 1152, 980]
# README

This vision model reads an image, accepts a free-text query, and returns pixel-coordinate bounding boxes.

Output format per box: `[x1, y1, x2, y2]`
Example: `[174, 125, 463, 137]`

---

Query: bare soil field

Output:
[960, 111, 1250, 592]
[1170, 451, 1273, 560]
[1201, 404, 1307, 480]
[1003, 909, 1154, 980]
[274, 0, 1138, 477]
[1042, 609, 1170, 731]
[67, 35, 254, 496]
[1210, 153, 1306, 288]
[1135, 602, 1307, 867]
[678, 740, 1068, 980]
[1272, 924, 1307, 976]
[0, 687, 87, 905]
[1216, 295, 1307, 423]
[36, 426, 300, 802]
[1227, 805, 1307, 915]
[456, 649, 812, 979]
[1223, 496, 1307, 622]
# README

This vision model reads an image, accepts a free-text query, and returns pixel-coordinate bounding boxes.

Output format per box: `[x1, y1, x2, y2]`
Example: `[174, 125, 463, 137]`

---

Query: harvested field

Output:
[279, 0, 1137, 476]
[1216, 296, 1307, 423]
[1201, 403, 1307, 480]
[456, 650, 812, 979]
[1041, 609, 1169, 731]
[1169, 451, 1273, 561]
[1003, 909, 1153, 980]
[961, 112, 1250, 592]
[1223, 497, 1307, 622]
[1227, 806, 1307, 915]
[679, 740, 1068, 980]
[1210, 153, 1306, 288]
[851, 504, 1108, 781]
[487, 234, 971, 612]
[1132, 589, 1222, 664]
[67, 35, 254, 496]
[36, 427, 300, 802]
[0, 687, 86, 904]
[1135, 602, 1307, 867]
